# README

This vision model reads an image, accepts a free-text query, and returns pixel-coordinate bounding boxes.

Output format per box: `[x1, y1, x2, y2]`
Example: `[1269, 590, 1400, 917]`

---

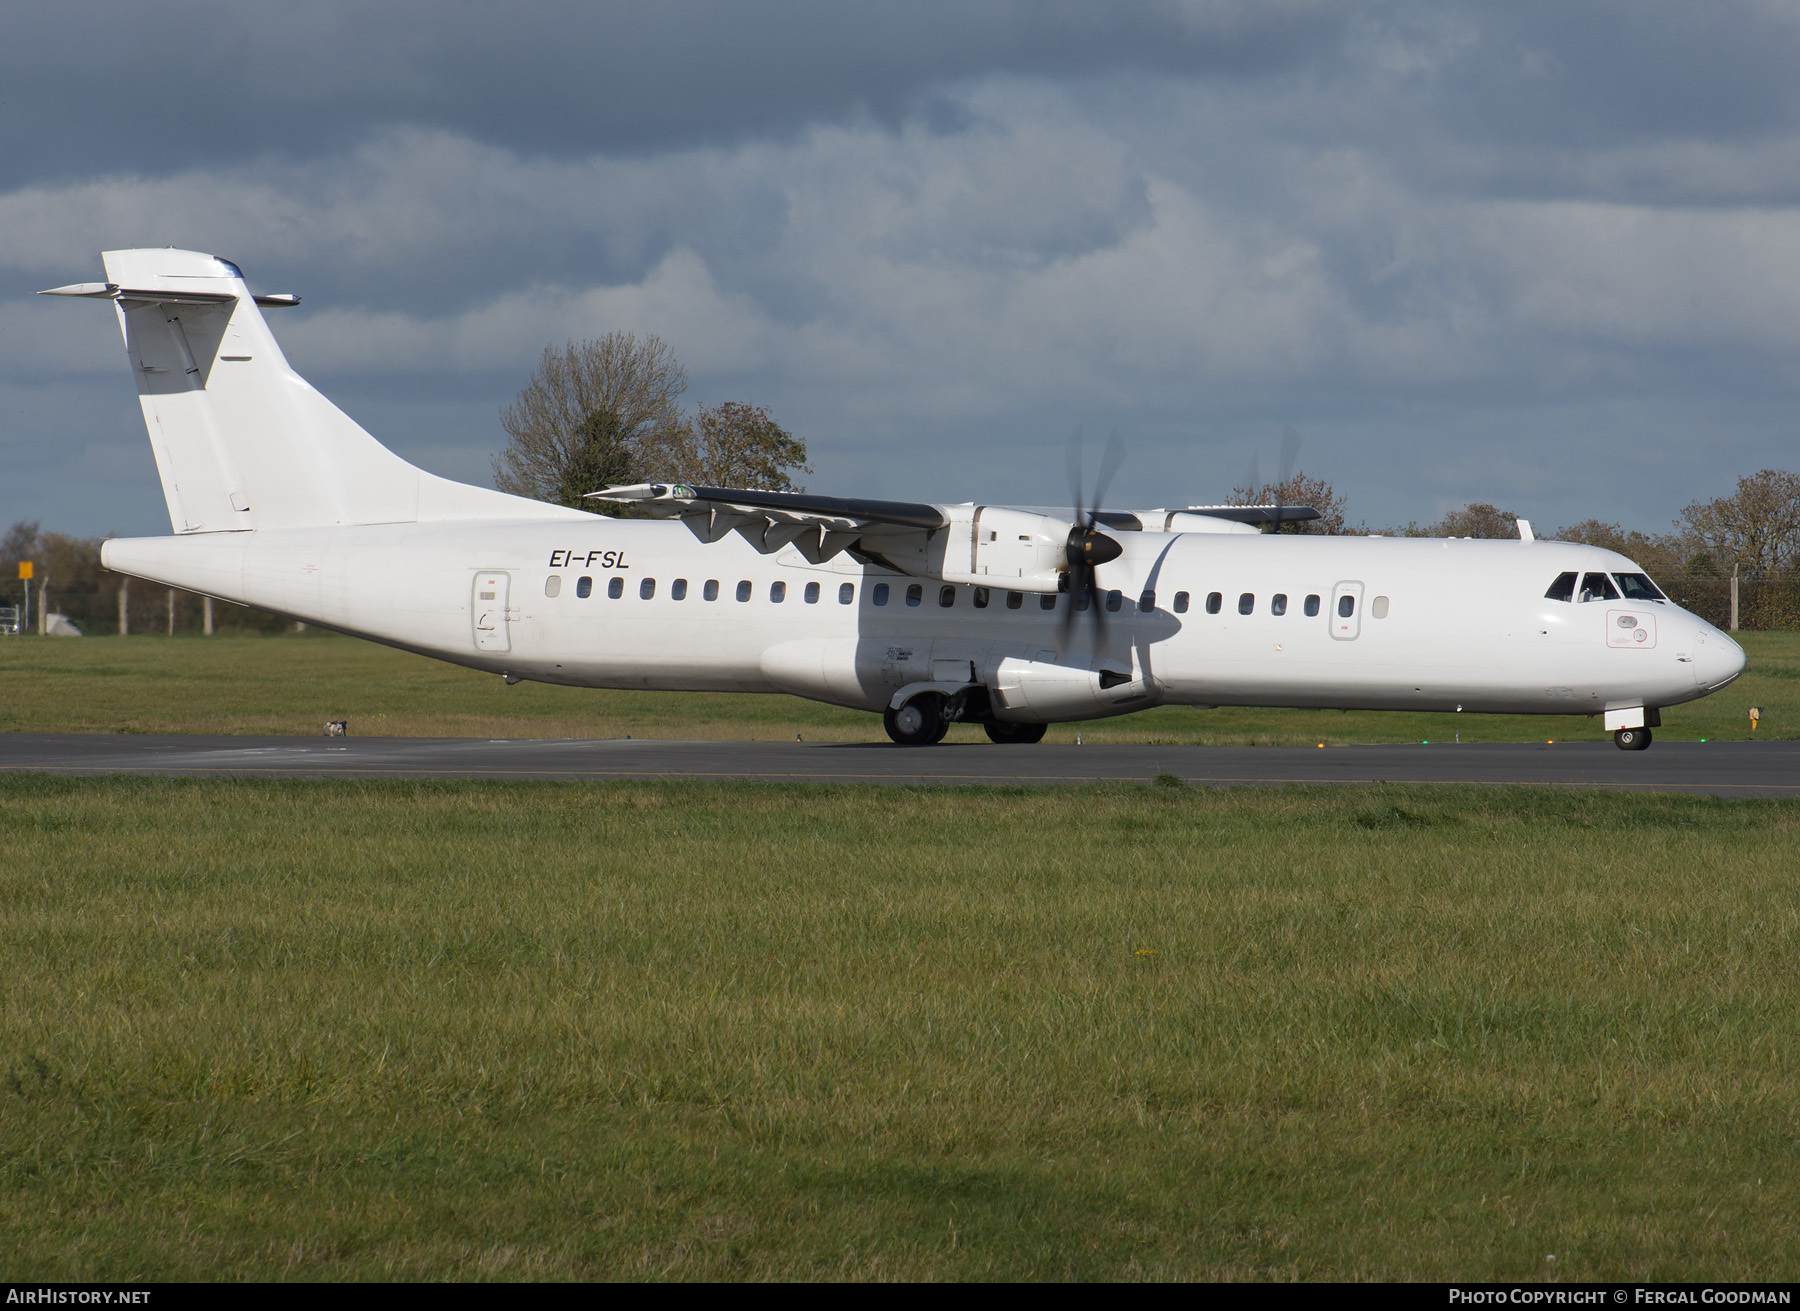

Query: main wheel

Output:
[884, 694, 946, 746]
[1613, 726, 1653, 751]
[985, 721, 1048, 744]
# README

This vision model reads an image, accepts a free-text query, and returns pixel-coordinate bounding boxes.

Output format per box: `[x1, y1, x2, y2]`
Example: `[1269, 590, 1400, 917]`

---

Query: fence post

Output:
[38, 578, 47, 635]
[118, 580, 129, 636]
[1730, 563, 1739, 632]
[204, 595, 214, 635]
[167, 587, 175, 637]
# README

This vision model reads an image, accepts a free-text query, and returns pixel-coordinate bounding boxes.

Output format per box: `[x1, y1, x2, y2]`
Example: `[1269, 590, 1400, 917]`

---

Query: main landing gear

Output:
[1613, 726, 1653, 751]
[882, 691, 1049, 746]
[883, 694, 950, 746]
[984, 721, 1048, 745]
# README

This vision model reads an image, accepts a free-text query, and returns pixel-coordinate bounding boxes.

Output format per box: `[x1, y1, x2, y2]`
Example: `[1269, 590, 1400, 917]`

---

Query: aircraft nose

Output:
[1694, 627, 1747, 691]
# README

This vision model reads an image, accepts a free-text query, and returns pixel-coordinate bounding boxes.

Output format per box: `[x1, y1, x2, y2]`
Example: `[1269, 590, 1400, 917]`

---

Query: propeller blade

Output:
[1065, 425, 1086, 521]
[1278, 427, 1302, 485]
[1274, 426, 1303, 530]
[1090, 429, 1126, 522]
[1058, 425, 1125, 645]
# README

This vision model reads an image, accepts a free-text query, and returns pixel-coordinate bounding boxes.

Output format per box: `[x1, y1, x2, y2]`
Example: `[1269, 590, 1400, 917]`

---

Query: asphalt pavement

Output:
[2, 733, 1796, 795]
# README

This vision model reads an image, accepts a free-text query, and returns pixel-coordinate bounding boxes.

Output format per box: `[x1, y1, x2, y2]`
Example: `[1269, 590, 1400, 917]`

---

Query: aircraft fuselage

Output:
[103, 519, 1746, 727]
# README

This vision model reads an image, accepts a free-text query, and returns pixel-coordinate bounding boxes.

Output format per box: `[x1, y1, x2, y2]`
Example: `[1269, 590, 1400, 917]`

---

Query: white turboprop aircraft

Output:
[46, 248, 1745, 749]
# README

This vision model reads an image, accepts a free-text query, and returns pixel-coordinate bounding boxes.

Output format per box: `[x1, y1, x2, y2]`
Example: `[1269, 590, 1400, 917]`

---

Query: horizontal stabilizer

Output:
[40, 282, 300, 308]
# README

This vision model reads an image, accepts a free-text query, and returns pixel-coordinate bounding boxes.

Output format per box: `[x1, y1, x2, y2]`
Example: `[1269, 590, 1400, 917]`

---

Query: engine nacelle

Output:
[991, 656, 1158, 723]
[940, 506, 1073, 593]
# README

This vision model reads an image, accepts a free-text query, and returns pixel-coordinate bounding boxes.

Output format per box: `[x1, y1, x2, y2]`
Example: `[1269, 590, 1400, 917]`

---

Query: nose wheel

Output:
[884, 694, 950, 746]
[1613, 726, 1653, 751]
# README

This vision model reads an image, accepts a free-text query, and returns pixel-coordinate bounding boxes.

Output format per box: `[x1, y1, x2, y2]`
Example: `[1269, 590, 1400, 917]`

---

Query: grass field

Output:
[4, 776, 1800, 1280]
[1, 630, 1793, 744]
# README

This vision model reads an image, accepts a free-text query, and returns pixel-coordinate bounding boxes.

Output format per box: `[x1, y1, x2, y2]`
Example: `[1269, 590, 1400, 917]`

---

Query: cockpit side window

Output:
[1545, 571, 1577, 602]
[1613, 573, 1666, 602]
[1578, 572, 1620, 602]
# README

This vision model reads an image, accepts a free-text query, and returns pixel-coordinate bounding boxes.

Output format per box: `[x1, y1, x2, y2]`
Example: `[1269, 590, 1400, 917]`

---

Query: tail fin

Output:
[43, 248, 578, 532]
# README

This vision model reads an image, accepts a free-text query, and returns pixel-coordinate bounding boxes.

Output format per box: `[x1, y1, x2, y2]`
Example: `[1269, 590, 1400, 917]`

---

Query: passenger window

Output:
[906, 584, 923, 607]
[1205, 592, 1222, 615]
[704, 579, 720, 601]
[1614, 572, 1666, 602]
[1040, 593, 1057, 611]
[770, 581, 786, 603]
[873, 583, 890, 606]
[640, 577, 656, 600]
[1271, 593, 1287, 617]
[608, 577, 623, 599]
[939, 586, 956, 607]
[575, 576, 592, 599]
[1371, 595, 1389, 619]
[1338, 594, 1356, 618]
[804, 581, 820, 604]
[1545, 571, 1577, 603]
[1173, 591, 1190, 614]
[1006, 591, 1023, 609]
[671, 578, 688, 601]
[545, 576, 562, 598]
[736, 580, 752, 602]
[1578, 572, 1620, 603]
[1074, 589, 1091, 612]
[1139, 590, 1155, 612]
[1105, 589, 1123, 612]
[973, 587, 989, 609]
[839, 583, 854, 605]
[1304, 594, 1320, 617]
[1238, 592, 1254, 615]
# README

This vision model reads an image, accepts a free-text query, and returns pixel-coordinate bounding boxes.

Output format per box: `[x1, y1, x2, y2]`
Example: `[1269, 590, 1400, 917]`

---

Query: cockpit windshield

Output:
[1544, 571, 1576, 602]
[1613, 572, 1666, 602]
[1578, 572, 1620, 602]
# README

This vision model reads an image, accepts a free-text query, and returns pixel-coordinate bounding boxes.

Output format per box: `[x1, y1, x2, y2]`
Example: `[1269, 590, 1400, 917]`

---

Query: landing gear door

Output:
[1329, 580, 1364, 642]
[472, 571, 511, 653]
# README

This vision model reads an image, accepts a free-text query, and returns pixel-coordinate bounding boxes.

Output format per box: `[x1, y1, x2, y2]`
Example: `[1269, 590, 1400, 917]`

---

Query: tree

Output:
[492, 333, 687, 510]
[1, 520, 39, 573]
[1550, 519, 1693, 576]
[1425, 503, 1519, 539]
[652, 402, 811, 491]
[1680, 469, 1800, 572]
[1226, 471, 1348, 534]
[553, 410, 635, 510]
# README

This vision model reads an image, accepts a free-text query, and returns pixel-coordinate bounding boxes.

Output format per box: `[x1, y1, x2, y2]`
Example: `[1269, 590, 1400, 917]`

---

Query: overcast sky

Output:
[7, 0, 1800, 539]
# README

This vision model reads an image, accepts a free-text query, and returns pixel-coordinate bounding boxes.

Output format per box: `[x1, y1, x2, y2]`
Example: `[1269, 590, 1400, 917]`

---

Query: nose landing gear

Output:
[1613, 726, 1653, 751]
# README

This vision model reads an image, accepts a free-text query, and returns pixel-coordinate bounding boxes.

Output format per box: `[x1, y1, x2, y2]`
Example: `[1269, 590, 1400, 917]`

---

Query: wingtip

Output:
[39, 282, 118, 298]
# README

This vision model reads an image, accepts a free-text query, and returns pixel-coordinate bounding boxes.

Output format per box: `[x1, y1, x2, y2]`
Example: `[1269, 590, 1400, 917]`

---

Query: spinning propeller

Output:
[1243, 426, 1306, 532]
[1062, 427, 1126, 639]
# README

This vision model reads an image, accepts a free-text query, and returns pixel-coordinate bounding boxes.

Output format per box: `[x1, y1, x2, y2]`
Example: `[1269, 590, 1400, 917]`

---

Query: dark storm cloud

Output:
[8, 0, 1800, 539]
[0, 0, 1341, 184]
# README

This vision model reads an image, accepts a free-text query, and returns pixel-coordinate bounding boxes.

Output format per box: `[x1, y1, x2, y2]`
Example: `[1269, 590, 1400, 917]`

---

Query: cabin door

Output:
[472, 571, 512, 653]
[1329, 580, 1364, 641]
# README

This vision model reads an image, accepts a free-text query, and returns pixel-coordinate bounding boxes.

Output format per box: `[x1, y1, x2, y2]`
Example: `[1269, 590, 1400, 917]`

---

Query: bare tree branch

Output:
[1681, 469, 1800, 573]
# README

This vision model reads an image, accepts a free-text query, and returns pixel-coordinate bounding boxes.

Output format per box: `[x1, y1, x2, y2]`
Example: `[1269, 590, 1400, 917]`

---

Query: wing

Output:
[1174, 504, 1322, 528]
[586, 483, 948, 564]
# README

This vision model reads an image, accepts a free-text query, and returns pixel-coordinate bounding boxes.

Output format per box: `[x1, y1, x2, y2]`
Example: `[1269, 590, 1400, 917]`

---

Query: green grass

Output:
[1, 631, 1795, 744]
[4, 776, 1800, 1279]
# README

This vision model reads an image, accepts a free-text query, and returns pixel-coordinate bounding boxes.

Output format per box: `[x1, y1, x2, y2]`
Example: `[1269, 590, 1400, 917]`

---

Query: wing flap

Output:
[588, 483, 947, 559]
